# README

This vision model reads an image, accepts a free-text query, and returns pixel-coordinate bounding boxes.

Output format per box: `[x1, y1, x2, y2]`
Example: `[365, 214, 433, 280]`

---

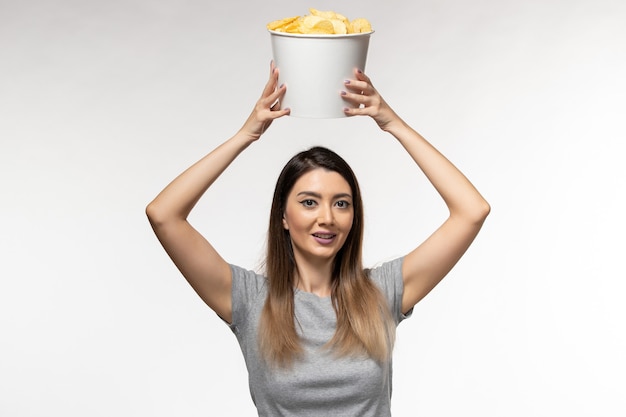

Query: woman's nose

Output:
[318, 205, 334, 225]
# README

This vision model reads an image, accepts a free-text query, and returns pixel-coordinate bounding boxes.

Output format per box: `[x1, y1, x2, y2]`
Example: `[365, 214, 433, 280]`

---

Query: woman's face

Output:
[282, 168, 354, 264]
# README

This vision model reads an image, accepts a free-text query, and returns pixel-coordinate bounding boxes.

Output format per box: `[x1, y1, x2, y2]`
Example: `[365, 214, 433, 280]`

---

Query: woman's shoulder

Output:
[229, 264, 268, 331]
[366, 257, 404, 282]
[366, 257, 410, 323]
[230, 264, 268, 298]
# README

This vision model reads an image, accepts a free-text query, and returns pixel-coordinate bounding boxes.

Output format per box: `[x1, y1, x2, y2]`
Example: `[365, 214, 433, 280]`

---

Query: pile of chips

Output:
[267, 8, 372, 35]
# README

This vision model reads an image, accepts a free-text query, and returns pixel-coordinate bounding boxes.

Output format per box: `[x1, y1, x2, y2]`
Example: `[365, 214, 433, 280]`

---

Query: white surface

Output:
[270, 30, 371, 118]
[1, 0, 625, 416]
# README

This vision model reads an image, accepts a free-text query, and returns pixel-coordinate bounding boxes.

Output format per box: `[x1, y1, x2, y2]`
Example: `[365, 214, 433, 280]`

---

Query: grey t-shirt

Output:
[229, 257, 410, 417]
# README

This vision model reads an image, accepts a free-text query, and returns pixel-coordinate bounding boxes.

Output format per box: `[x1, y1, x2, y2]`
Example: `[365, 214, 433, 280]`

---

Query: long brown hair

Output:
[259, 146, 395, 367]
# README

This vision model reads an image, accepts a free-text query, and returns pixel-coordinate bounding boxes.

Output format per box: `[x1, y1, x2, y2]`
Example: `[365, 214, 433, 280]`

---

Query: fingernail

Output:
[341, 91, 347, 96]
[279, 83, 285, 89]
[357, 68, 363, 74]
[344, 80, 350, 84]
[343, 107, 350, 112]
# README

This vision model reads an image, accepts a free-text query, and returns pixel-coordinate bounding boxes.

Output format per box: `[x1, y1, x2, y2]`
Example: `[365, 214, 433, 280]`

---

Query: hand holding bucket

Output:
[269, 30, 373, 119]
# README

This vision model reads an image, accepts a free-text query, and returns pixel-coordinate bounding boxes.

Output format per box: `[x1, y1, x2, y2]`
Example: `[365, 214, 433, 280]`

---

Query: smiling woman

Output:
[145, 62, 490, 416]
[260, 147, 395, 373]
[282, 169, 355, 277]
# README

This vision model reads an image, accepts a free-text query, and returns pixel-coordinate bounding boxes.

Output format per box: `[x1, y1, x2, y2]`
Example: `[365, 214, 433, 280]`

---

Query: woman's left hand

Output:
[341, 69, 402, 132]
[239, 61, 291, 142]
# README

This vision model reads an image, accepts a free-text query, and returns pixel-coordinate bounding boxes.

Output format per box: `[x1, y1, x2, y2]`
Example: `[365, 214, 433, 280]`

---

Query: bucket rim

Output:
[268, 29, 374, 39]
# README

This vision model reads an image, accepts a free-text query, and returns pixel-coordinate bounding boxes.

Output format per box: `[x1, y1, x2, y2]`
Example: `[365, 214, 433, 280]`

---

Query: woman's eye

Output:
[300, 199, 316, 207]
[335, 200, 350, 208]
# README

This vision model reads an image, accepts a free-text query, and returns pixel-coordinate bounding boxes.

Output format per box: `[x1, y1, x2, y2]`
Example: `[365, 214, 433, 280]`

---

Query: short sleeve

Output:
[368, 257, 412, 325]
[229, 264, 268, 334]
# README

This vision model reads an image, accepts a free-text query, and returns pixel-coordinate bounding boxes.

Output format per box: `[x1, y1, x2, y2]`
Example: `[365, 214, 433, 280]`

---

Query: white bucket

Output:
[269, 30, 373, 119]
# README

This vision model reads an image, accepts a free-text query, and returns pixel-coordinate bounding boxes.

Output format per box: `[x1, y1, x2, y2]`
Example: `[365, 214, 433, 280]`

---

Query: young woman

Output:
[146, 62, 490, 416]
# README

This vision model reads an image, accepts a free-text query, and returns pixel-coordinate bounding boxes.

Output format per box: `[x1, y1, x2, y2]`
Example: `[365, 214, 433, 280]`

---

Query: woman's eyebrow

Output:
[296, 191, 352, 199]
[296, 191, 322, 198]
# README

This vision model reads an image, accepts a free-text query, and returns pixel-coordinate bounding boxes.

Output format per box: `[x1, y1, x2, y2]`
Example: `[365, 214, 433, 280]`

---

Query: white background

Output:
[1, 0, 625, 415]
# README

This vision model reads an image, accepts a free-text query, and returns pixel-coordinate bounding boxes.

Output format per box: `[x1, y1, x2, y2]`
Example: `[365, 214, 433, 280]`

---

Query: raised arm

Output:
[146, 63, 289, 323]
[342, 70, 490, 314]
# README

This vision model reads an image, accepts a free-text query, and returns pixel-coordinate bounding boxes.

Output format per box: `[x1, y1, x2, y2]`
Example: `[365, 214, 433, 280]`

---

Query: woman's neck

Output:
[293, 257, 333, 297]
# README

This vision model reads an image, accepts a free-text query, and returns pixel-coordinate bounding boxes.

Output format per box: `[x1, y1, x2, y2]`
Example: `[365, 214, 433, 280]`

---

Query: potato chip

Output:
[300, 15, 334, 34]
[267, 9, 372, 35]
[329, 18, 348, 34]
[282, 18, 304, 33]
[309, 8, 347, 23]
[347, 18, 372, 34]
[267, 16, 300, 31]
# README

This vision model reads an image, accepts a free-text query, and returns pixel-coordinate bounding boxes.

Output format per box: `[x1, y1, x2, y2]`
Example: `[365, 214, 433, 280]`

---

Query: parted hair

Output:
[259, 146, 395, 368]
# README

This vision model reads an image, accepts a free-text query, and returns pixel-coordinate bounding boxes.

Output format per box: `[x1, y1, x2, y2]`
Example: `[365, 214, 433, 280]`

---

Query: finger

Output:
[265, 106, 291, 120]
[260, 76, 285, 104]
[340, 89, 370, 107]
[343, 79, 371, 96]
[261, 65, 280, 97]
[261, 78, 277, 98]
[275, 107, 291, 117]
[267, 82, 286, 105]
[354, 68, 371, 84]
[261, 83, 287, 113]
[349, 69, 376, 95]
[343, 105, 372, 117]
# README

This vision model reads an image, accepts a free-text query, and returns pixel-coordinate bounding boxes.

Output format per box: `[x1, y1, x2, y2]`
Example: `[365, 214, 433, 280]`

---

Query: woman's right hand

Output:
[239, 61, 291, 141]
[341, 69, 403, 133]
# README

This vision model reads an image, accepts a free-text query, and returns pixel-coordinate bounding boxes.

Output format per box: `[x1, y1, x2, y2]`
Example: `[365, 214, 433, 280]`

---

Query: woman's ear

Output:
[282, 216, 289, 230]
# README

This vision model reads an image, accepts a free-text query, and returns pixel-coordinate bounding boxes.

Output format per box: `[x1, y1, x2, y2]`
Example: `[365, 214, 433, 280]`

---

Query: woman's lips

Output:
[312, 233, 336, 244]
